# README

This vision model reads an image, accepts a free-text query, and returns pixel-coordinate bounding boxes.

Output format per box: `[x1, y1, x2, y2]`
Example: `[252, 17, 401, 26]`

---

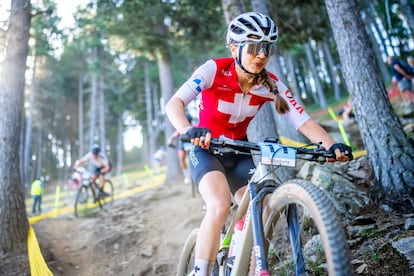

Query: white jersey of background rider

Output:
[81, 152, 108, 168]
[174, 59, 310, 130]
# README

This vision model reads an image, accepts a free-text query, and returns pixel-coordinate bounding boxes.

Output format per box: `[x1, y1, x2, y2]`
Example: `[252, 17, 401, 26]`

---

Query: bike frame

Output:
[178, 135, 342, 276]
[217, 162, 285, 276]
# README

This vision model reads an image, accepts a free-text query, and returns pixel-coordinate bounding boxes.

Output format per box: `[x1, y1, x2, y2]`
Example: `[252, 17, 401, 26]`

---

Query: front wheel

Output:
[74, 185, 91, 217]
[263, 179, 352, 275]
[177, 229, 198, 276]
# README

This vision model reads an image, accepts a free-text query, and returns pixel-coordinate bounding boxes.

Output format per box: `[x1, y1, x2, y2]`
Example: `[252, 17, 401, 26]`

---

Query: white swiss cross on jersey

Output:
[218, 93, 260, 124]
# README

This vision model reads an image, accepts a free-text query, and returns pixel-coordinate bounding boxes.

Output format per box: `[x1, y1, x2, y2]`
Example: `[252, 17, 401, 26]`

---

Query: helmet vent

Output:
[231, 25, 246, 35]
[238, 17, 259, 32]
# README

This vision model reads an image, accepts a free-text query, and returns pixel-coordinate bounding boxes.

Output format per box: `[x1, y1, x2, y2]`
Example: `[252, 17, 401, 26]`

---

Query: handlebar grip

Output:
[325, 151, 336, 159]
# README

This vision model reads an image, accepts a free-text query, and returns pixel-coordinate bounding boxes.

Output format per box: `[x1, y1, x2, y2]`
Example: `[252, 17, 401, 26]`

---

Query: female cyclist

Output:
[165, 12, 352, 276]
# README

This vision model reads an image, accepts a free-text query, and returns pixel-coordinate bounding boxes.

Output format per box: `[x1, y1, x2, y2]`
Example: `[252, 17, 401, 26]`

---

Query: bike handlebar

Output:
[180, 134, 335, 163]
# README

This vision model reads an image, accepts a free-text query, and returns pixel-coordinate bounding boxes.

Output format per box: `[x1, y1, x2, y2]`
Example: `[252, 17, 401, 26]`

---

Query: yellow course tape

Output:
[26, 168, 165, 275]
[27, 226, 53, 276]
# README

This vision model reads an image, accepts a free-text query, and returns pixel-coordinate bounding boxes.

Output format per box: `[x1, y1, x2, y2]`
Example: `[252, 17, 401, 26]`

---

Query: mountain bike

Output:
[73, 168, 114, 217]
[177, 136, 352, 275]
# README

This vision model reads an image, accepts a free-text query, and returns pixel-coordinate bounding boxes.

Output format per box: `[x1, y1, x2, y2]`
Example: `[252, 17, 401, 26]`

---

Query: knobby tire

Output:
[177, 229, 198, 276]
[263, 179, 352, 275]
[74, 185, 91, 217]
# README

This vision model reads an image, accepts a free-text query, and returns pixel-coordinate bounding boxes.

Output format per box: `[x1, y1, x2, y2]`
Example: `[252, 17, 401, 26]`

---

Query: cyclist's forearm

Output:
[165, 97, 192, 134]
[298, 119, 335, 149]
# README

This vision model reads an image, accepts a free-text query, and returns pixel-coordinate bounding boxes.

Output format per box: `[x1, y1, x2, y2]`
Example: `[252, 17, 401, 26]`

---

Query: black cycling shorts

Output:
[93, 162, 112, 176]
[188, 145, 255, 195]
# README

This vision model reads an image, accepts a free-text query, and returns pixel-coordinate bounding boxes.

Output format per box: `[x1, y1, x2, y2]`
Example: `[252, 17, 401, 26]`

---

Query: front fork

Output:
[249, 180, 276, 275]
[251, 182, 306, 275]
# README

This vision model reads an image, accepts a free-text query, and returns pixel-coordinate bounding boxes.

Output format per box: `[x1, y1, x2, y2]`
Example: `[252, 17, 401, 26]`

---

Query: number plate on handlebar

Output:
[258, 142, 296, 167]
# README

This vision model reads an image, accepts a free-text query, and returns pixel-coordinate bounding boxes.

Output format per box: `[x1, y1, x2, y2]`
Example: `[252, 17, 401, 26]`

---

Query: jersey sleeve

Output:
[276, 81, 310, 129]
[80, 152, 91, 162]
[173, 60, 217, 105]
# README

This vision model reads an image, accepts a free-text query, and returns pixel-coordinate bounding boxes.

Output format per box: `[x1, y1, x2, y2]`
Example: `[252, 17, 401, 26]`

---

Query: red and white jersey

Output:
[174, 57, 310, 139]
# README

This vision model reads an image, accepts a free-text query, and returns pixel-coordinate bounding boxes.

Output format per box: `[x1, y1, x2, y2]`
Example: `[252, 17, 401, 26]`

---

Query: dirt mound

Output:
[34, 183, 204, 276]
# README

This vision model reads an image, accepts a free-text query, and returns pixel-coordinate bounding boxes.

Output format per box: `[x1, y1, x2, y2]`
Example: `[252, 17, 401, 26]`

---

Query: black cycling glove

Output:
[329, 143, 353, 161]
[186, 127, 211, 139]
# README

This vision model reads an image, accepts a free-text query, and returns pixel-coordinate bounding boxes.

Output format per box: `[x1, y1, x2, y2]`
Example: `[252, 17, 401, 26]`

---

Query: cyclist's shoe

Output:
[98, 189, 110, 198]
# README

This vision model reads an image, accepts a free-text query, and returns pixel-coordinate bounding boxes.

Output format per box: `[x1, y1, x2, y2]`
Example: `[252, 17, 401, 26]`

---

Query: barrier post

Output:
[54, 186, 60, 217]
[327, 107, 351, 147]
[144, 165, 154, 177]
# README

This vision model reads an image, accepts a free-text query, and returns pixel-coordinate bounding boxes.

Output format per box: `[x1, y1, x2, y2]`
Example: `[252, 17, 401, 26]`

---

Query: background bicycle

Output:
[177, 136, 352, 276]
[73, 167, 114, 217]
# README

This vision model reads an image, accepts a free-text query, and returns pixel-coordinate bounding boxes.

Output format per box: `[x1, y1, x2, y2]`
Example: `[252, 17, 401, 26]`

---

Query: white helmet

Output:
[226, 12, 278, 45]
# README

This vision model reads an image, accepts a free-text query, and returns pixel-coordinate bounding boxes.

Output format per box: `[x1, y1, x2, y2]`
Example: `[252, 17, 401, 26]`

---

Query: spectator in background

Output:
[387, 56, 414, 104]
[167, 113, 194, 184]
[338, 100, 355, 126]
[152, 145, 166, 173]
[31, 178, 44, 215]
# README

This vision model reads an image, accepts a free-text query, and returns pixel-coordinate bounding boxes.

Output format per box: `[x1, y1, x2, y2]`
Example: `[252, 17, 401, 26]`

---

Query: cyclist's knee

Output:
[205, 200, 230, 223]
[234, 186, 247, 205]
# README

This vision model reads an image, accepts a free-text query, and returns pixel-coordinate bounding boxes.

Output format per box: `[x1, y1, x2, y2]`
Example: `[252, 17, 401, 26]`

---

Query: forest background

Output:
[0, 0, 414, 274]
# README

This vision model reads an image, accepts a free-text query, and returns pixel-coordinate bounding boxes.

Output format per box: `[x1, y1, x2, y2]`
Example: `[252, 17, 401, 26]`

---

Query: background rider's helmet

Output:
[226, 12, 278, 45]
[91, 145, 100, 154]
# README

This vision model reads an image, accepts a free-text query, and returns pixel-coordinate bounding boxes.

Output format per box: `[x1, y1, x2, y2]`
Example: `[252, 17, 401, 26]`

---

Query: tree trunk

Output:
[0, 0, 31, 257]
[156, 47, 181, 183]
[324, 0, 414, 211]
[362, 1, 392, 83]
[300, 59, 319, 103]
[78, 74, 85, 158]
[99, 75, 106, 152]
[24, 53, 39, 189]
[221, 0, 245, 23]
[304, 42, 327, 109]
[89, 47, 98, 150]
[399, 0, 414, 37]
[116, 115, 124, 176]
[144, 61, 156, 164]
[321, 40, 342, 101]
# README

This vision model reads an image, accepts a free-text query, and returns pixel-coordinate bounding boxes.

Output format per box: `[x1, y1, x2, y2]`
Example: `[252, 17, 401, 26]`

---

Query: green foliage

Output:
[31, 0, 63, 56]
[268, 0, 330, 48]
[372, 0, 412, 56]
[24, 0, 414, 182]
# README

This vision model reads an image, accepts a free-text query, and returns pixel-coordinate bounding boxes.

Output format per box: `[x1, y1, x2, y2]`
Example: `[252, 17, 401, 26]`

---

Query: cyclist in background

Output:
[167, 113, 194, 184]
[74, 145, 111, 197]
[165, 12, 353, 276]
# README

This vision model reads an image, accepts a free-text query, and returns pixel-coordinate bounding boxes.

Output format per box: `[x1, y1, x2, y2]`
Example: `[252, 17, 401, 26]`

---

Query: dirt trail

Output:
[34, 182, 204, 276]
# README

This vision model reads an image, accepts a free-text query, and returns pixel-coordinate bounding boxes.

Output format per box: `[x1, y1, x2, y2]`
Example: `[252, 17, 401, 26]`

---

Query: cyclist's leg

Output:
[190, 147, 232, 275]
[97, 179, 114, 207]
[99, 173, 105, 190]
[226, 156, 255, 204]
[196, 171, 231, 275]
